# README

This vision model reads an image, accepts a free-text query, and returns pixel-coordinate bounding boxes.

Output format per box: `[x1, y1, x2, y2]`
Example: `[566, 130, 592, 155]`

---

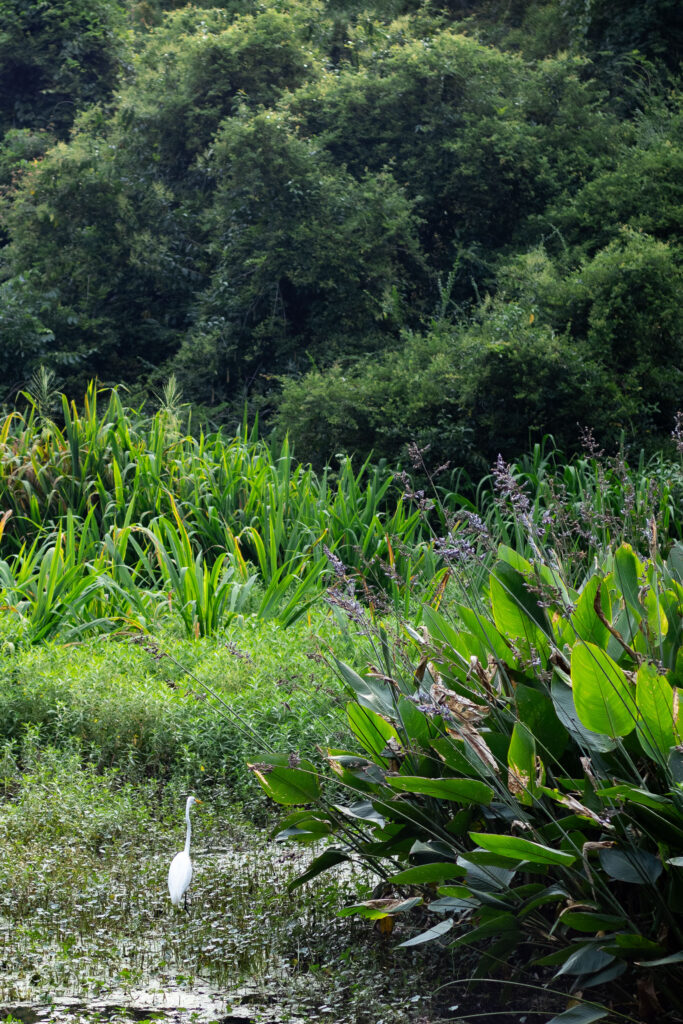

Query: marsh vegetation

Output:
[0, 386, 681, 1022]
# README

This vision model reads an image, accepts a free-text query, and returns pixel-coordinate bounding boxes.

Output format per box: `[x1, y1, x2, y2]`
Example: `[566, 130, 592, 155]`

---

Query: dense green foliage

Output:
[0, 616, 346, 803]
[0, 384, 680, 645]
[0, 381, 682, 1017]
[0, 0, 128, 138]
[256, 522, 683, 1019]
[0, 0, 680, 470]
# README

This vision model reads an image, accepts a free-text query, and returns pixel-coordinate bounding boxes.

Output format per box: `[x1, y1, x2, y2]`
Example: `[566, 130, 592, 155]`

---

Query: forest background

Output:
[0, 0, 681, 477]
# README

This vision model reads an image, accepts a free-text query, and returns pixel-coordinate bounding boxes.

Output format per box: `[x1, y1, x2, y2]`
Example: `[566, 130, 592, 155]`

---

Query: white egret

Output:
[168, 795, 201, 907]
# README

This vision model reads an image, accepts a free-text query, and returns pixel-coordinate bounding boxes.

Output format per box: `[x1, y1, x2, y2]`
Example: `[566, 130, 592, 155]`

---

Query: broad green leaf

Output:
[559, 909, 627, 932]
[535, 945, 580, 968]
[571, 643, 637, 737]
[555, 945, 615, 977]
[545, 1004, 609, 1024]
[457, 849, 523, 870]
[660, 589, 683, 670]
[455, 604, 514, 666]
[397, 918, 454, 947]
[347, 702, 401, 761]
[497, 544, 533, 574]
[288, 848, 350, 891]
[389, 862, 465, 885]
[398, 696, 437, 749]
[635, 662, 680, 759]
[274, 824, 331, 842]
[668, 543, 683, 584]
[551, 676, 618, 753]
[598, 847, 663, 884]
[515, 683, 569, 758]
[271, 810, 332, 842]
[386, 775, 494, 804]
[437, 885, 475, 898]
[642, 588, 668, 641]
[469, 832, 577, 866]
[454, 910, 518, 946]
[456, 859, 517, 892]
[517, 884, 568, 920]
[581, 960, 627, 989]
[614, 544, 644, 614]
[338, 896, 422, 920]
[490, 560, 550, 665]
[428, 896, 472, 911]
[248, 758, 320, 805]
[430, 737, 484, 777]
[335, 658, 396, 717]
[573, 575, 611, 648]
[608, 933, 663, 953]
[669, 746, 683, 784]
[596, 785, 674, 812]
[507, 721, 536, 805]
[335, 799, 387, 826]
[371, 796, 450, 834]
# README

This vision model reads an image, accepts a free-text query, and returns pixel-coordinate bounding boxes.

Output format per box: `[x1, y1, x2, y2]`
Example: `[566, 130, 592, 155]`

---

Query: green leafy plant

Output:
[253, 527, 683, 1017]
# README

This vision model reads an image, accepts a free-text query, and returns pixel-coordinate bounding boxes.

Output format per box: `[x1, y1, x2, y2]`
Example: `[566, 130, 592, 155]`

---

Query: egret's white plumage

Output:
[168, 795, 200, 906]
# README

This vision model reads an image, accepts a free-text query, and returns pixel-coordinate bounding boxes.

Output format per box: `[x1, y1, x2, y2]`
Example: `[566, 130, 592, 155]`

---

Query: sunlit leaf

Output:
[389, 862, 465, 885]
[571, 643, 637, 738]
[469, 832, 577, 866]
[386, 775, 494, 804]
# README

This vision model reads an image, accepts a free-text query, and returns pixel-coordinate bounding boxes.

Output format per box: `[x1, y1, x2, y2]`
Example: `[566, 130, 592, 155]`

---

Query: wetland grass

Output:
[0, 751, 451, 1024]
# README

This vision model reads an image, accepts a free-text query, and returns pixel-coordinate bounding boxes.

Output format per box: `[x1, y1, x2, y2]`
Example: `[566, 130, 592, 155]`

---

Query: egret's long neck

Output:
[184, 805, 192, 855]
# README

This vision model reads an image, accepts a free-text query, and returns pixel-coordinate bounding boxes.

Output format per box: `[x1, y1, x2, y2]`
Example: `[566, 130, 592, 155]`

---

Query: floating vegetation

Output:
[0, 762, 447, 1024]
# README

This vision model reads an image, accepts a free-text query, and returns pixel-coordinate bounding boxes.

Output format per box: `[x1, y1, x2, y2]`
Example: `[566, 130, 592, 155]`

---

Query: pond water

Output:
[1, 825, 441, 1024]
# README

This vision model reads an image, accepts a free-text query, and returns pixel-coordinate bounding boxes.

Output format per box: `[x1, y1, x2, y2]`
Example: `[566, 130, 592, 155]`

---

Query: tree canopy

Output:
[0, 0, 680, 470]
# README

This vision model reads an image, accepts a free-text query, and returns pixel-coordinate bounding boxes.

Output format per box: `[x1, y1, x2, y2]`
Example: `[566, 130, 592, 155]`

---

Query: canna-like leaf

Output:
[347, 702, 401, 761]
[507, 721, 536, 805]
[571, 643, 637, 738]
[635, 662, 680, 759]
[288, 848, 351, 891]
[545, 1005, 609, 1024]
[598, 847, 663, 885]
[338, 896, 422, 919]
[386, 775, 494, 804]
[551, 676, 618, 753]
[614, 544, 644, 614]
[389, 862, 465, 885]
[559, 909, 627, 932]
[555, 945, 615, 977]
[469, 832, 577, 866]
[248, 757, 320, 805]
[572, 575, 611, 648]
[490, 560, 550, 665]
